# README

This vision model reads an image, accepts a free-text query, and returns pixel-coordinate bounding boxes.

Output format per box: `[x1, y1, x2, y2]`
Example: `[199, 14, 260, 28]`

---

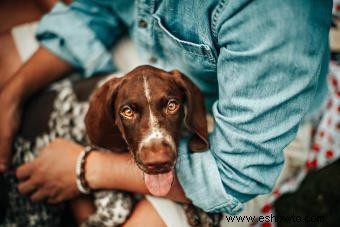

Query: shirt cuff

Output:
[175, 137, 243, 214]
[35, 2, 117, 77]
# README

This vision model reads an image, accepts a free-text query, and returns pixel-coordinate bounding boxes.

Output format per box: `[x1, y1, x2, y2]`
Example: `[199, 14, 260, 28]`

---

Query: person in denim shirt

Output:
[0, 0, 332, 221]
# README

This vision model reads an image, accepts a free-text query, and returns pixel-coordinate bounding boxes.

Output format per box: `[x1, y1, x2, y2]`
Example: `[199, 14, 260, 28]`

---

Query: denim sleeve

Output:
[176, 0, 332, 214]
[36, 0, 124, 77]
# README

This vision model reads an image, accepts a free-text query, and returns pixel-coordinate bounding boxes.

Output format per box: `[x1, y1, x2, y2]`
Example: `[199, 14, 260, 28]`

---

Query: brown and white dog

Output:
[85, 65, 209, 196]
[3, 64, 219, 226]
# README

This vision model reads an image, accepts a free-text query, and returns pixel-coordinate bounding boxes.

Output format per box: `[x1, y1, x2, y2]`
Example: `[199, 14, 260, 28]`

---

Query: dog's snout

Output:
[138, 140, 176, 173]
[140, 143, 173, 163]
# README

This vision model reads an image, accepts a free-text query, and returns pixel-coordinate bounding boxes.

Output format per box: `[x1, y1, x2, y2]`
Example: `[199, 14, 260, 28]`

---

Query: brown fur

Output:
[85, 65, 221, 226]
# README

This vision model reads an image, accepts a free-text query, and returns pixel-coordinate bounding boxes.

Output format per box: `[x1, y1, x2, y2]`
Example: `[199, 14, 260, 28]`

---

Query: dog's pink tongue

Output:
[144, 172, 174, 196]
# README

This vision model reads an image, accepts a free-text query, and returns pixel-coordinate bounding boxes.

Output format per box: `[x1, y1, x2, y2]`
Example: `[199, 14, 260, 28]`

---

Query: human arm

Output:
[174, 0, 332, 214]
[0, 0, 126, 172]
[16, 138, 189, 203]
[85, 149, 189, 203]
[35, 0, 125, 76]
[0, 47, 72, 172]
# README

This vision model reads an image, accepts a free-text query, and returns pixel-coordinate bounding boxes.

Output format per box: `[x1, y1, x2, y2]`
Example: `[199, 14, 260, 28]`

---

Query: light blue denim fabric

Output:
[36, 0, 332, 214]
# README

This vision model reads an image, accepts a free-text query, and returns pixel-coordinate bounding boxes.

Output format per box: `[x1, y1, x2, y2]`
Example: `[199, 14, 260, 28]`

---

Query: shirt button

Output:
[138, 19, 148, 28]
[149, 56, 157, 63]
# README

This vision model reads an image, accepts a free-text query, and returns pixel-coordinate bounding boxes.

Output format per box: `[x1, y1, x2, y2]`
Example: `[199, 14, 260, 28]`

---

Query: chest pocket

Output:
[152, 15, 217, 73]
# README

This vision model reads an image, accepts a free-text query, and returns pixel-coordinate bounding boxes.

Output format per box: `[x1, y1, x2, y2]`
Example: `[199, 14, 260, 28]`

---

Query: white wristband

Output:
[75, 146, 95, 194]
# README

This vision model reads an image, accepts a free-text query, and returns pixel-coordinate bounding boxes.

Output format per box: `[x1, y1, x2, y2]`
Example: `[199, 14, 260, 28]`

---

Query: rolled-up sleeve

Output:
[176, 0, 332, 214]
[36, 0, 124, 77]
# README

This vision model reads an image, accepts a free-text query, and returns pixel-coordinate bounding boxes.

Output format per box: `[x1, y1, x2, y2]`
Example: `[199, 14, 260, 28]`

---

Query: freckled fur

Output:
[139, 76, 176, 153]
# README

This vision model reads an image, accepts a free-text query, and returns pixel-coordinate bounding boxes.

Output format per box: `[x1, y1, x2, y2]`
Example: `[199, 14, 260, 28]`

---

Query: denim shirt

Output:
[36, 0, 332, 214]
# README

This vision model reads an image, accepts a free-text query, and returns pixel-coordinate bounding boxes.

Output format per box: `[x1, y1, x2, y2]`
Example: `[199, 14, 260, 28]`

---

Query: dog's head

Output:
[85, 65, 208, 195]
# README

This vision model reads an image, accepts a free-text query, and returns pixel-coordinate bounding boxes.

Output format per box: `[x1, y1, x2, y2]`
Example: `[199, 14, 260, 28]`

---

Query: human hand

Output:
[16, 138, 83, 203]
[0, 88, 22, 173]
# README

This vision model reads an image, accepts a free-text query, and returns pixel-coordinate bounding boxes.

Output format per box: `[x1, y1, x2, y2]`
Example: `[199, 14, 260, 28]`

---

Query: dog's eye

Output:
[166, 99, 179, 113]
[120, 106, 135, 119]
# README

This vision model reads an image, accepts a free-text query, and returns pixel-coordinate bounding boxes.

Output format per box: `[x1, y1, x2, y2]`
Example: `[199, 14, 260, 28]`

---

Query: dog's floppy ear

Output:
[85, 77, 127, 152]
[170, 70, 209, 152]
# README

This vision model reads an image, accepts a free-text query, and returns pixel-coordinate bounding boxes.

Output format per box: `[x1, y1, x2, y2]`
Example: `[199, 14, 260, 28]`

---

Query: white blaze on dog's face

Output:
[139, 76, 176, 156]
[114, 73, 186, 196]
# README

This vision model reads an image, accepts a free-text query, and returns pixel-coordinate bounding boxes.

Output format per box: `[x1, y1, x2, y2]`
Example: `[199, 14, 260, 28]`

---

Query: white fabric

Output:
[146, 196, 190, 227]
[11, 22, 39, 62]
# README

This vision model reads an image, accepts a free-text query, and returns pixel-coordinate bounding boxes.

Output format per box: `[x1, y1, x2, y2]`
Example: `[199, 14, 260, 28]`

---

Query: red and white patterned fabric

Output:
[251, 62, 340, 227]
[333, 0, 340, 18]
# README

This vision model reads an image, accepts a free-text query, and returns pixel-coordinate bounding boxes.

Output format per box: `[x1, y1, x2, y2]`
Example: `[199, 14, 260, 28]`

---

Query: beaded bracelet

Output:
[75, 146, 95, 194]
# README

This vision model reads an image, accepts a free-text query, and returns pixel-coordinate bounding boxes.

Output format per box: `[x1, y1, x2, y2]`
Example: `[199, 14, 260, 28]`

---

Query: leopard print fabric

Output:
[1, 78, 134, 227]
